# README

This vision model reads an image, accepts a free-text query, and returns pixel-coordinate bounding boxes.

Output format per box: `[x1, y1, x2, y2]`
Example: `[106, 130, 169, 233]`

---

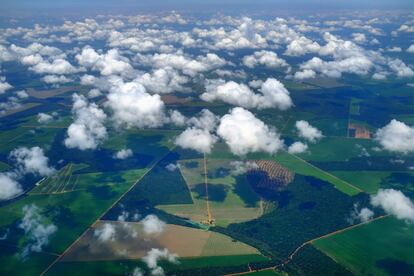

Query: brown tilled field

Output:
[61, 221, 260, 262]
[348, 123, 372, 139]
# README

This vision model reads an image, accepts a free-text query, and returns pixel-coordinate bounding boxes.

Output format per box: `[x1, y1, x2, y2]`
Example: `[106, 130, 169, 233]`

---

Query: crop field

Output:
[329, 170, 414, 194]
[62, 221, 261, 262]
[158, 158, 263, 227]
[313, 216, 414, 275]
[29, 163, 85, 195]
[274, 151, 362, 196]
[0, 168, 148, 274]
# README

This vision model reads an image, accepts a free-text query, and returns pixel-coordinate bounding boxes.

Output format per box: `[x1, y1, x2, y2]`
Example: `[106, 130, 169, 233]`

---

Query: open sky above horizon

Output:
[1, 0, 414, 12]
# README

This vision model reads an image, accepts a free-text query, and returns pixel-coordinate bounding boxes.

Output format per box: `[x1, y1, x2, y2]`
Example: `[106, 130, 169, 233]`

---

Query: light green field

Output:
[313, 216, 414, 276]
[274, 152, 361, 196]
[201, 229, 261, 256]
[301, 137, 380, 162]
[329, 170, 414, 194]
[29, 163, 89, 195]
[158, 158, 262, 227]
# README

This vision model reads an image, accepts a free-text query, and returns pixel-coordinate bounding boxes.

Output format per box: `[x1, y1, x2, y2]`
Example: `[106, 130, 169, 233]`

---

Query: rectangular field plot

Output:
[157, 158, 263, 227]
[29, 163, 85, 195]
[274, 152, 362, 196]
[313, 216, 414, 276]
[329, 170, 414, 194]
[62, 222, 262, 262]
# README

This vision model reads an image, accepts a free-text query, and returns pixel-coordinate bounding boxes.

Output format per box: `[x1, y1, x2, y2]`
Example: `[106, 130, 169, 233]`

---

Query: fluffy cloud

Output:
[185, 109, 219, 132]
[0, 173, 23, 201]
[217, 107, 284, 156]
[10, 147, 55, 176]
[168, 110, 186, 127]
[288, 141, 308, 154]
[295, 120, 323, 143]
[242, 50, 289, 70]
[291, 32, 384, 78]
[371, 189, 414, 223]
[201, 78, 293, 110]
[165, 163, 179, 172]
[42, 75, 72, 84]
[229, 161, 258, 175]
[88, 89, 102, 98]
[106, 79, 166, 129]
[294, 69, 316, 80]
[30, 58, 78, 75]
[138, 68, 188, 94]
[65, 94, 107, 150]
[193, 17, 267, 50]
[113, 149, 133, 160]
[348, 204, 374, 224]
[37, 113, 54, 123]
[142, 248, 178, 276]
[407, 45, 414, 53]
[94, 223, 116, 242]
[174, 109, 220, 153]
[375, 119, 414, 154]
[0, 77, 13, 94]
[285, 36, 321, 56]
[175, 127, 218, 154]
[141, 215, 166, 235]
[76, 47, 133, 76]
[387, 59, 414, 78]
[136, 52, 226, 77]
[352, 33, 367, 43]
[19, 204, 57, 258]
[298, 56, 373, 78]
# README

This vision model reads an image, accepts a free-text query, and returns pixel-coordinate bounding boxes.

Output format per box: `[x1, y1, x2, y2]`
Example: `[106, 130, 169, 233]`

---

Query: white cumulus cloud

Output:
[65, 94, 107, 150]
[10, 147, 55, 176]
[217, 107, 284, 156]
[201, 78, 292, 110]
[295, 120, 323, 143]
[375, 119, 414, 154]
[371, 189, 414, 223]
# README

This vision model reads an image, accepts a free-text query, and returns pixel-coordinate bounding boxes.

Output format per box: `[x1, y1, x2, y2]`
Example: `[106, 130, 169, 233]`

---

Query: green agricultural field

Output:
[313, 216, 414, 275]
[158, 158, 263, 226]
[0, 168, 148, 273]
[300, 137, 379, 162]
[329, 170, 414, 195]
[0, 126, 61, 154]
[274, 151, 361, 196]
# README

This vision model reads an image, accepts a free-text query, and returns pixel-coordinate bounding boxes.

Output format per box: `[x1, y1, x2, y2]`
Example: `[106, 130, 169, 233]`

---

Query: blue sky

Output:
[1, 0, 414, 10]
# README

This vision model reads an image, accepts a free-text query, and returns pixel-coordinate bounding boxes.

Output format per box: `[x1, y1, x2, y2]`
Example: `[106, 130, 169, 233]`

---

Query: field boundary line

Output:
[287, 152, 363, 193]
[39, 147, 175, 276]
